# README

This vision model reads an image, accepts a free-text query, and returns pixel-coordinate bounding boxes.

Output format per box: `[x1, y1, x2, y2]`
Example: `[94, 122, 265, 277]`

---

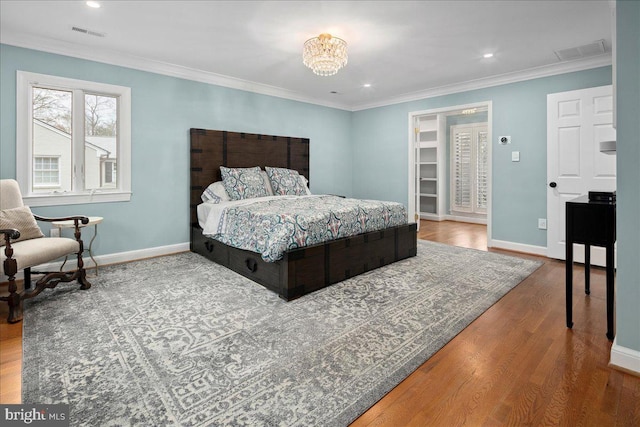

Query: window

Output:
[104, 161, 116, 186]
[17, 71, 131, 206]
[451, 124, 488, 215]
[34, 156, 60, 188]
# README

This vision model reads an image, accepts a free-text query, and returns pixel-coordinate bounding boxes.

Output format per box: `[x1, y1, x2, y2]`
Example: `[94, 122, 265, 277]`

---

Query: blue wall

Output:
[614, 0, 640, 353]
[351, 68, 612, 247]
[0, 44, 353, 256]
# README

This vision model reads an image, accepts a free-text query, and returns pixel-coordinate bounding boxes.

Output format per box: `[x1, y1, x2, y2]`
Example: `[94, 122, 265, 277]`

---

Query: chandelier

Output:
[303, 33, 348, 76]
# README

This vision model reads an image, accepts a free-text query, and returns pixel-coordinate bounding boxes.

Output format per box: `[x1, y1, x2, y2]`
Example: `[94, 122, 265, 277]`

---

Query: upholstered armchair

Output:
[0, 179, 91, 323]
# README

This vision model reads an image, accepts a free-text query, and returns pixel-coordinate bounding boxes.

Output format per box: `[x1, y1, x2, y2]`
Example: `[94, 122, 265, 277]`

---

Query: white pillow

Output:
[299, 175, 311, 195]
[261, 171, 274, 196]
[201, 181, 231, 203]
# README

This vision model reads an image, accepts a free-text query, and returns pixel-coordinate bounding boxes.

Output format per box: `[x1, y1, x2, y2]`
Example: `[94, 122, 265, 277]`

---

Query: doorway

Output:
[408, 101, 492, 243]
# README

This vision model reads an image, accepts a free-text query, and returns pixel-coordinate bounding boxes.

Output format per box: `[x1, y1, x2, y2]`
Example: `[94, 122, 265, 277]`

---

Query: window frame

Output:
[16, 71, 131, 206]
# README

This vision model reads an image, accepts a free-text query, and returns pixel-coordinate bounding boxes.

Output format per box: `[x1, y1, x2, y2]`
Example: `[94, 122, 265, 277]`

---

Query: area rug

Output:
[23, 240, 542, 426]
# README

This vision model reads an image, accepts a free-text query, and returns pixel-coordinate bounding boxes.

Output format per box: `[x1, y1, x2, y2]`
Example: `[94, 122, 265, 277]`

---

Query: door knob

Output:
[549, 182, 557, 188]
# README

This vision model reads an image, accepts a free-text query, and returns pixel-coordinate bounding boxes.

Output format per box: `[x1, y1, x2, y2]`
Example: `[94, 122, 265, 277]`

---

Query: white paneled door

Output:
[547, 85, 616, 265]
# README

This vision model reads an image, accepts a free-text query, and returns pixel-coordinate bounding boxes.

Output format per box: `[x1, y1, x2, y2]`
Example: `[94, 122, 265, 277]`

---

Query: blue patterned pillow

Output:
[265, 167, 307, 196]
[220, 166, 269, 200]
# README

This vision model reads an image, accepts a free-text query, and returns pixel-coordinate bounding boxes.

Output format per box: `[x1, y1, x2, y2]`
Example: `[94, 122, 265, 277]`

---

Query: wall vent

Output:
[554, 39, 605, 62]
[71, 26, 106, 38]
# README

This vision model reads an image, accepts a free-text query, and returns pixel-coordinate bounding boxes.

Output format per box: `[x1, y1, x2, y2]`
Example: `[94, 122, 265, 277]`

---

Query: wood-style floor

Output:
[1, 220, 639, 426]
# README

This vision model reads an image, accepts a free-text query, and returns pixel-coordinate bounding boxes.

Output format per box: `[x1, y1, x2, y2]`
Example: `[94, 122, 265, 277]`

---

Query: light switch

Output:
[512, 151, 520, 162]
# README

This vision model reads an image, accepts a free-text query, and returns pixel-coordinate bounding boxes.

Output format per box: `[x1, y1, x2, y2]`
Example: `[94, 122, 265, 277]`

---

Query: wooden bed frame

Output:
[190, 128, 417, 300]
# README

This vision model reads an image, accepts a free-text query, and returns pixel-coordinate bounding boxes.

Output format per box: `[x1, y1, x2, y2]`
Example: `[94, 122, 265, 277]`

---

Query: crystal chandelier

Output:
[303, 33, 348, 76]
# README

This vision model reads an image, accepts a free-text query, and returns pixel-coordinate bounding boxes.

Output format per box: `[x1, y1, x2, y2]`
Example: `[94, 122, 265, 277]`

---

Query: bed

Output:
[190, 128, 417, 300]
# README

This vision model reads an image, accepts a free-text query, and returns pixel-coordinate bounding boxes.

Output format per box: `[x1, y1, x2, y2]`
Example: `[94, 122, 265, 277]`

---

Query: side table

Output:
[52, 216, 103, 276]
[565, 196, 616, 340]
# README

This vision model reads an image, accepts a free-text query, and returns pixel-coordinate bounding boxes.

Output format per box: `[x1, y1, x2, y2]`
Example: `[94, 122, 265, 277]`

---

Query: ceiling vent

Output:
[71, 26, 106, 38]
[554, 39, 605, 62]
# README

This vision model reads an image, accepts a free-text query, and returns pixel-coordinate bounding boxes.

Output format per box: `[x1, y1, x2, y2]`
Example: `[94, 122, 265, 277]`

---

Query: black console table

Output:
[565, 195, 616, 340]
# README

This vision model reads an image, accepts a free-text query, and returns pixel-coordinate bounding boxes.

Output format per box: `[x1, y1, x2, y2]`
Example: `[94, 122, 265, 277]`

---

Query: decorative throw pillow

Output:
[265, 167, 307, 196]
[220, 166, 269, 200]
[201, 181, 231, 203]
[0, 206, 44, 246]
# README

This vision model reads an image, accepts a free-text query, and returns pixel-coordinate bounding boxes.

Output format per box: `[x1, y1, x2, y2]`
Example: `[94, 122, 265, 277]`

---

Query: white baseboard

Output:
[94, 242, 191, 267]
[610, 338, 640, 375]
[30, 242, 191, 273]
[489, 239, 547, 256]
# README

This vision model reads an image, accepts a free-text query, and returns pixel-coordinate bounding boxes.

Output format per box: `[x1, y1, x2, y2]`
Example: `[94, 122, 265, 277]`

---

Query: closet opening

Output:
[408, 102, 492, 244]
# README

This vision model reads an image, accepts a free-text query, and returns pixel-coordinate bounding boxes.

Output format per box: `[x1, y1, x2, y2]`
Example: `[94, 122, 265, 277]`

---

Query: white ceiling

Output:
[0, 1, 613, 111]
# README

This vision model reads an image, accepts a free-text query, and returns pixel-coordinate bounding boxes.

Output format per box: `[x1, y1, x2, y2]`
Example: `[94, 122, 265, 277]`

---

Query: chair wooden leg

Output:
[6, 279, 23, 324]
[2, 257, 23, 323]
[78, 268, 92, 290]
[76, 248, 91, 290]
[24, 267, 32, 290]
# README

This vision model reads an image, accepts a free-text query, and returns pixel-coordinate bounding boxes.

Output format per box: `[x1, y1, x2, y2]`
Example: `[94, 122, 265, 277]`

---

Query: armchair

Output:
[0, 179, 91, 323]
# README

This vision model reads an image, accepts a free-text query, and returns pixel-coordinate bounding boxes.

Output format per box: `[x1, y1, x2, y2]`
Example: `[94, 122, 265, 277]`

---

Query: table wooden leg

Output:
[566, 240, 573, 329]
[606, 243, 615, 340]
[584, 243, 590, 295]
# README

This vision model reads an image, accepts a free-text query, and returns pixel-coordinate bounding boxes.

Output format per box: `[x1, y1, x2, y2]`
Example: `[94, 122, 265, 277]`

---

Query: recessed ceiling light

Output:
[363, 84, 372, 88]
[483, 53, 494, 58]
[86, 1, 101, 8]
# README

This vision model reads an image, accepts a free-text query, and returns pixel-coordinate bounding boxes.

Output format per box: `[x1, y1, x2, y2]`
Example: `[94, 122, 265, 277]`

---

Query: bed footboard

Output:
[191, 223, 417, 300]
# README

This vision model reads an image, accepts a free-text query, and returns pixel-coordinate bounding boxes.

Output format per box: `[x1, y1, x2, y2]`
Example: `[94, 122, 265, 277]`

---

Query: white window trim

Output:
[16, 71, 131, 207]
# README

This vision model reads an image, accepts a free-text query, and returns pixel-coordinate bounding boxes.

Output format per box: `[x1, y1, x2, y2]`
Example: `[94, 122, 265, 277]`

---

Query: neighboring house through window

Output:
[16, 71, 131, 206]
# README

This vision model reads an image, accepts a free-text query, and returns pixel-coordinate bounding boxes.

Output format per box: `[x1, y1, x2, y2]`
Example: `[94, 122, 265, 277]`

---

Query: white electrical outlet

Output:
[538, 218, 547, 230]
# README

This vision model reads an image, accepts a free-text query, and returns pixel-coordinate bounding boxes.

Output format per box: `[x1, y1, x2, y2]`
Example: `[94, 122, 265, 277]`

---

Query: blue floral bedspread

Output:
[205, 195, 408, 262]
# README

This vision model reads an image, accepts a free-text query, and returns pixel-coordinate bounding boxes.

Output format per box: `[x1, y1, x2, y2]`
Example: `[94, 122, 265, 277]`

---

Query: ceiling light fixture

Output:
[303, 33, 348, 77]
[483, 53, 494, 58]
[86, 1, 101, 8]
[363, 83, 372, 88]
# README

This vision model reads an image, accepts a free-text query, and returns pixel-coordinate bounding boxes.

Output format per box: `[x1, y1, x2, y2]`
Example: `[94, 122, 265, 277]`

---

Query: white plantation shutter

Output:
[452, 129, 473, 211]
[451, 125, 488, 215]
[476, 130, 488, 213]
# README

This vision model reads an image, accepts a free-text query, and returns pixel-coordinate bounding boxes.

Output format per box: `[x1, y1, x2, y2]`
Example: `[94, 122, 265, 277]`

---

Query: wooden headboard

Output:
[190, 128, 310, 227]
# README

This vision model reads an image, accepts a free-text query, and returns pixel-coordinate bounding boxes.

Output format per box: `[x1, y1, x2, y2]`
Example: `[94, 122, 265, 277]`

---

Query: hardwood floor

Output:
[351, 220, 640, 426]
[1, 220, 639, 425]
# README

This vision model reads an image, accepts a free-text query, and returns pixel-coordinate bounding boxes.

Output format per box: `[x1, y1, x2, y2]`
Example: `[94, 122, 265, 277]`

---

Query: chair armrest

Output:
[34, 215, 90, 225]
[1, 228, 21, 242]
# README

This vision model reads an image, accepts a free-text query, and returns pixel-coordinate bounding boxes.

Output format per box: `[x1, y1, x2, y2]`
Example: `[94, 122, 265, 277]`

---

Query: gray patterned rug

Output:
[23, 240, 541, 426]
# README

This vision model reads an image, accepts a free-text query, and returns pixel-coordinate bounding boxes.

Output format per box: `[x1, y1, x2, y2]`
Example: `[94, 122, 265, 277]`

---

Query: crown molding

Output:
[351, 54, 612, 111]
[1, 31, 611, 113]
[0, 31, 352, 111]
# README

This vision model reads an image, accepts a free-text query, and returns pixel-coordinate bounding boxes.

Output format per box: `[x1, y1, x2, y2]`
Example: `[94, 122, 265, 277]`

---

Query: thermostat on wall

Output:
[499, 136, 511, 145]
